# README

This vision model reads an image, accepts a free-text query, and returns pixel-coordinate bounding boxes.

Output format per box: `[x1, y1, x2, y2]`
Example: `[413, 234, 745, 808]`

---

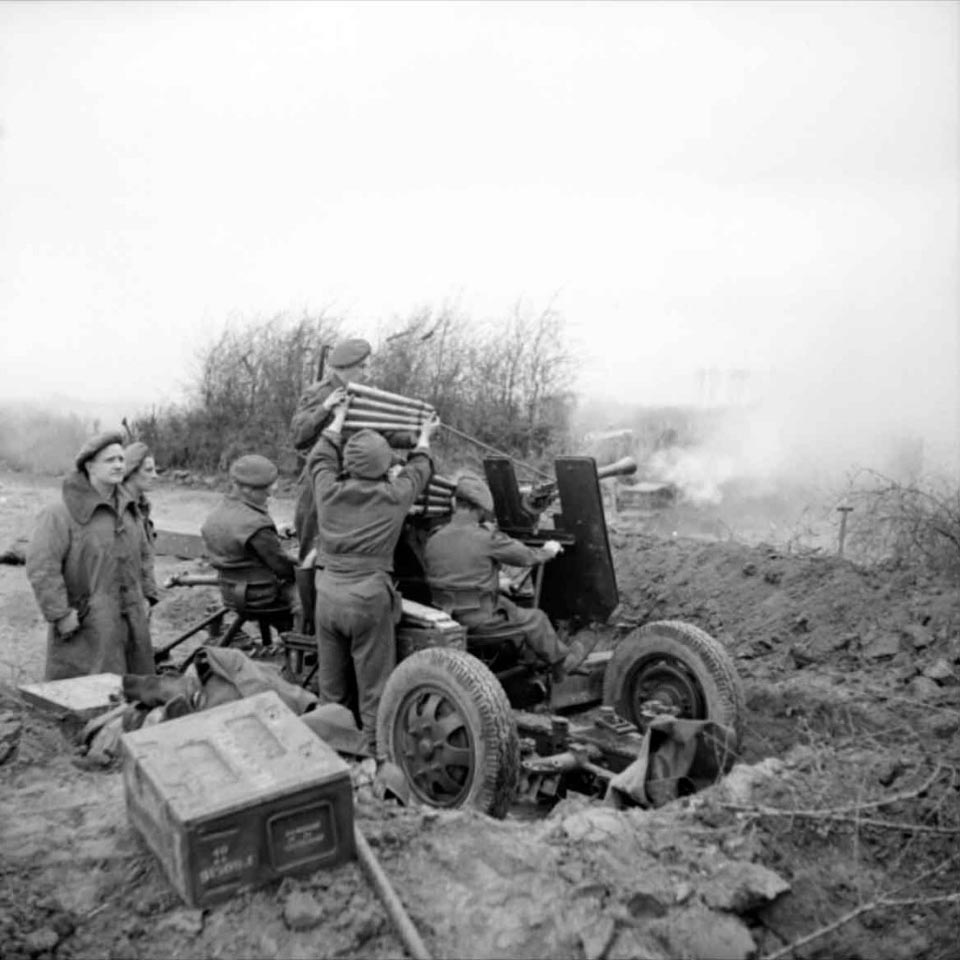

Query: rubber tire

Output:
[376, 647, 520, 819]
[602, 620, 745, 745]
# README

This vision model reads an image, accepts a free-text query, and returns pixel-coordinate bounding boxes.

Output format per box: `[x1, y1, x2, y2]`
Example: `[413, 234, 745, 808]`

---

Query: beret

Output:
[343, 429, 393, 480]
[122, 441, 151, 480]
[229, 454, 279, 488]
[75, 430, 125, 472]
[455, 472, 494, 514]
[329, 338, 372, 369]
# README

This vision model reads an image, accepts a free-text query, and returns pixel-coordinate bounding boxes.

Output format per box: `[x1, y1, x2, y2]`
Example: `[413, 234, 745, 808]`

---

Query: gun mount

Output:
[483, 455, 637, 626]
[162, 448, 743, 821]
[516, 456, 638, 523]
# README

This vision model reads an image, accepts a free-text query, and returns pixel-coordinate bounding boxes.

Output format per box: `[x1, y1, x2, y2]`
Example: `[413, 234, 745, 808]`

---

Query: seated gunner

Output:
[200, 454, 298, 630]
[423, 473, 586, 682]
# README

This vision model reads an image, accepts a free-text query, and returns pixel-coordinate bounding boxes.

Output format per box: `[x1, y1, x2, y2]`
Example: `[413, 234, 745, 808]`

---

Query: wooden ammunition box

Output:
[120, 691, 355, 907]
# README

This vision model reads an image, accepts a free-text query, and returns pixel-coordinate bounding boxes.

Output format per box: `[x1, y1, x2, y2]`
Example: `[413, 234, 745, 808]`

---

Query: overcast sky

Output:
[1, 1, 957, 466]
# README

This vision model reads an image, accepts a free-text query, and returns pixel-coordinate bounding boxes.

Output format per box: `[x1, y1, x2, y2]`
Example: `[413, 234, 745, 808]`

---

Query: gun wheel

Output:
[376, 647, 519, 819]
[602, 620, 744, 745]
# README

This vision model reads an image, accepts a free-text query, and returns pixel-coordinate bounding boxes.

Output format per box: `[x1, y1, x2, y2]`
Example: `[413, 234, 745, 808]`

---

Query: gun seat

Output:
[215, 576, 295, 648]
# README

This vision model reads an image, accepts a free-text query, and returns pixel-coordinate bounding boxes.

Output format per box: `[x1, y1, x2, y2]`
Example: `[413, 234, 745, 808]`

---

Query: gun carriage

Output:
[165, 384, 744, 818]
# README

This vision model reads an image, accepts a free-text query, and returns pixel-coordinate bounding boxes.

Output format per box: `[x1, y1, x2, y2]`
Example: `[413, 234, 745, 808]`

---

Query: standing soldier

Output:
[308, 400, 439, 755]
[26, 431, 158, 680]
[290, 338, 372, 564]
[424, 473, 587, 682]
[122, 441, 159, 545]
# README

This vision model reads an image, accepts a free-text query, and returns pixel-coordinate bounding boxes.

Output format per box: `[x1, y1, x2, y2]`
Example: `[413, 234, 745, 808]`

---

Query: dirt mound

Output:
[612, 532, 960, 686]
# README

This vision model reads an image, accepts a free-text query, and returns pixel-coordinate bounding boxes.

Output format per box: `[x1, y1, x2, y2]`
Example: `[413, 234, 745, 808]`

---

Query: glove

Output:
[542, 540, 564, 559]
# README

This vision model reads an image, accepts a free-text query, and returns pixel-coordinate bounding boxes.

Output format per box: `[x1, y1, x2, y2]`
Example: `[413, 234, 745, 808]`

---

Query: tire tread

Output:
[377, 647, 519, 818]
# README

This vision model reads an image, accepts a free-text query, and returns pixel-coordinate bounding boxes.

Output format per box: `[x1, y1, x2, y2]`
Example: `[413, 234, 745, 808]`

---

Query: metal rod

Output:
[533, 564, 545, 608]
[167, 573, 220, 587]
[354, 826, 432, 960]
[153, 607, 229, 661]
[837, 505, 854, 556]
[438, 423, 553, 481]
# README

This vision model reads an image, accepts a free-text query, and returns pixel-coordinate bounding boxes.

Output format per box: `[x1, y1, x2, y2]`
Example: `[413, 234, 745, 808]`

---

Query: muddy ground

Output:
[1, 470, 959, 960]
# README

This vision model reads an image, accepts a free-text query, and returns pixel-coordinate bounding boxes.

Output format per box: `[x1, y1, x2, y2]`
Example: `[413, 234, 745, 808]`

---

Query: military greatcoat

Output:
[26, 472, 158, 680]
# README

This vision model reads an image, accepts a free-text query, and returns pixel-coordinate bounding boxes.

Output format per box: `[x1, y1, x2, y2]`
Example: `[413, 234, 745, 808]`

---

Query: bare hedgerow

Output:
[841, 469, 960, 576]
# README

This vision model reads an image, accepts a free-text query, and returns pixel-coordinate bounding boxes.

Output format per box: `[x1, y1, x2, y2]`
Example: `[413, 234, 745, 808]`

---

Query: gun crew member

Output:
[289, 337, 372, 563]
[308, 400, 439, 755]
[26, 430, 158, 680]
[424, 473, 587, 682]
[200, 454, 298, 627]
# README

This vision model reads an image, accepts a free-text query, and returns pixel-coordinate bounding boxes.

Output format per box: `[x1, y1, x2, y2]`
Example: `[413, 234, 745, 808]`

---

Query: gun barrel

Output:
[597, 456, 637, 481]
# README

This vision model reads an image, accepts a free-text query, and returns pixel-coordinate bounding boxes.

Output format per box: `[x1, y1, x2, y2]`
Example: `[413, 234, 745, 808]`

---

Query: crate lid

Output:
[19, 673, 122, 719]
[120, 691, 351, 822]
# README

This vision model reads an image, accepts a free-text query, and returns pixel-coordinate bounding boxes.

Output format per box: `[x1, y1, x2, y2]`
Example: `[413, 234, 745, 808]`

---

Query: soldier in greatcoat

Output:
[308, 400, 439, 754]
[26, 431, 158, 680]
[424, 474, 587, 682]
[122, 441, 158, 546]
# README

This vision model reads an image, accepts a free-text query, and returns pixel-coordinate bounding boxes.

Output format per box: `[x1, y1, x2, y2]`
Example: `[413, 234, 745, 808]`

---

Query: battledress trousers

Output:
[309, 431, 433, 753]
[26, 472, 158, 680]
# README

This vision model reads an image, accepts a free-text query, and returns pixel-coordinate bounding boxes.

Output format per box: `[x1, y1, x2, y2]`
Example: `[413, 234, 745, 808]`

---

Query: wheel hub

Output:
[393, 687, 475, 807]
[628, 656, 705, 721]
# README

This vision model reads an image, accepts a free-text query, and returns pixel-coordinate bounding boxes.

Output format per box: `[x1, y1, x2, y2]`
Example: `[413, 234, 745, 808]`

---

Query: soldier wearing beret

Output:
[424, 473, 587, 682]
[122, 441, 159, 546]
[307, 399, 440, 755]
[201, 455, 298, 625]
[26, 431, 159, 680]
[289, 338, 373, 564]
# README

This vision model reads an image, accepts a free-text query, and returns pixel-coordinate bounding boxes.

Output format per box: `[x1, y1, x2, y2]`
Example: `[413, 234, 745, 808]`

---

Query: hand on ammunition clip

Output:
[542, 539, 564, 559]
[323, 387, 348, 411]
[418, 413, 441, 446]
[330, 398, 349, 432]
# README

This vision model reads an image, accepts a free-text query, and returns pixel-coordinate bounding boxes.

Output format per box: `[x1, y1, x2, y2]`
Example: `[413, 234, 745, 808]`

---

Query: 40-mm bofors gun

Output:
[286, 449, 745, 819]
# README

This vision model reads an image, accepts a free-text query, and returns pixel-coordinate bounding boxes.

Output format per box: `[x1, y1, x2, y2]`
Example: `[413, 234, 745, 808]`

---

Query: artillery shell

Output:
[347, 382, 434, 412]
[347, 396, 431, 417]
[343, 420, 424, 431]
[347, 404, 427, 423]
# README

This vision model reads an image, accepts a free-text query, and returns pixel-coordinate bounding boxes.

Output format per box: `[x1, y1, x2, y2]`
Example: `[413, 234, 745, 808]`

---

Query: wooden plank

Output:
[19, 673, 123, 719]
